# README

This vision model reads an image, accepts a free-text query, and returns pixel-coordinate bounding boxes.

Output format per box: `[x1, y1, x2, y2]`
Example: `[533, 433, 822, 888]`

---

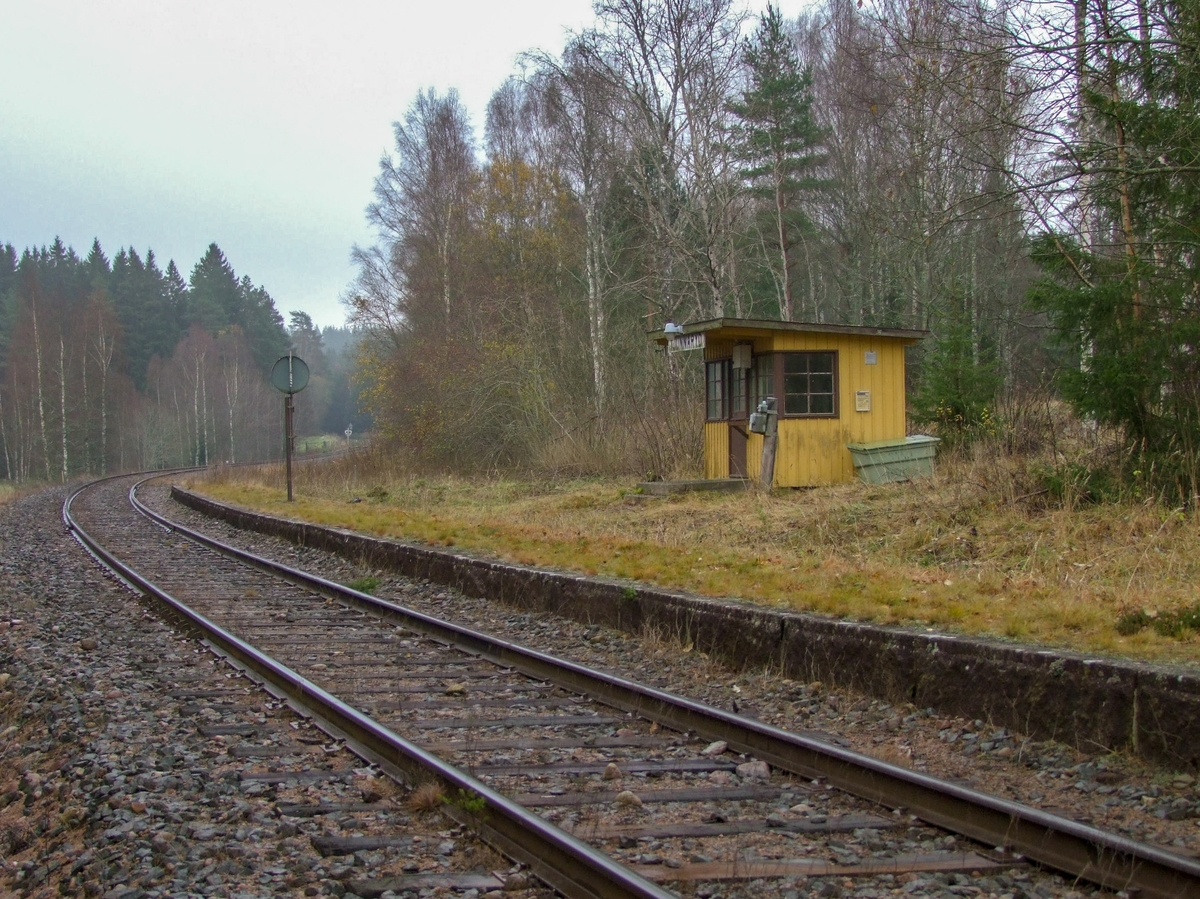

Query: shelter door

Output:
[729, 357, 750, 478]
[729, 425, 748, 478]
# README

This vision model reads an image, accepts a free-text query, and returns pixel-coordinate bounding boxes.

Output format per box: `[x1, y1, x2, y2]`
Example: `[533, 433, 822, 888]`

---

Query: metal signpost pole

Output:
[270, 352, 310, 504]
[287, 353, 295, 502]
[285, 393, 294, 502]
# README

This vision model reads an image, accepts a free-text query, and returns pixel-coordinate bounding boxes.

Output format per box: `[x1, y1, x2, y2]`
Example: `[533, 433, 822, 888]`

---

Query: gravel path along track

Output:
[0, 486, 516, 899]
[1, 479, 1198, 899]
[141, 482, 1200, 862]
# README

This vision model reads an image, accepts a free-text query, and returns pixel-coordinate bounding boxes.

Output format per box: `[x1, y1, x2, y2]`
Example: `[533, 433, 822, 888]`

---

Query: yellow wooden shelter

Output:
[657, 318, 928, 487]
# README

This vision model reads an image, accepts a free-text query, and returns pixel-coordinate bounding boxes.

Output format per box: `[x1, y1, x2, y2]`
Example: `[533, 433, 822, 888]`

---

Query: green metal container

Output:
[845, 435, 940, 484]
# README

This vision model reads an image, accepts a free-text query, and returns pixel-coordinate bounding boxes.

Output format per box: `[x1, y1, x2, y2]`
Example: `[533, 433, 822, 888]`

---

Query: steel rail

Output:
[63, 477, 677, 899]
[128, 479, 1200, 899]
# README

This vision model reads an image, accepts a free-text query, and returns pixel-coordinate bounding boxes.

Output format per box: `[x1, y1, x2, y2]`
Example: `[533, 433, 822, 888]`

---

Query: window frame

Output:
[706, 359, 729, 421]
[730, 363, 750, 420]
[777, 351, 839, 418]
[752, 352, 774, 410]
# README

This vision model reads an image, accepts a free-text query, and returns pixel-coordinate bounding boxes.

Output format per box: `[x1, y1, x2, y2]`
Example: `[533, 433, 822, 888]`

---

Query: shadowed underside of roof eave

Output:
[651, 317, 930, 345]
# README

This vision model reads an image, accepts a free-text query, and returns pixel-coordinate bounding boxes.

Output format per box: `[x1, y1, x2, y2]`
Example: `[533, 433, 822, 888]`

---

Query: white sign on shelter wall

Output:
[667, 333, 707, 352]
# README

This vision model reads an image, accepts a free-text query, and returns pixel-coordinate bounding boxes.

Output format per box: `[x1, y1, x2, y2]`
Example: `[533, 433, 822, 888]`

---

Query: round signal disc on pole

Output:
[270, 355, 310, 394]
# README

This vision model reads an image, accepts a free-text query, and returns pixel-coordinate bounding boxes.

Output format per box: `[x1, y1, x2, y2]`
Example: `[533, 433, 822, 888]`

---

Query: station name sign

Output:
[667, 333, 706, 352]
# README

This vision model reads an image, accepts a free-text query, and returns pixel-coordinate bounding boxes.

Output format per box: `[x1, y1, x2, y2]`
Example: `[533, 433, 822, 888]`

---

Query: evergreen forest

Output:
[0, 239, 362, 482]
[347, 0, 1200, 494]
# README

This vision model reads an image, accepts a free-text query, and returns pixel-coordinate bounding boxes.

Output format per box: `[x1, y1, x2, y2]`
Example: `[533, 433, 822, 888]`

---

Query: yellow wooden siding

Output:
[703, 338, 738, 361]
[699, 329, 910, 486]
[707, 420, 765, 481]
[746, 431, 763, 480]
[704, 338, 737, 480]
[757, 332, 908, 487]
[704, 421, 729, 479]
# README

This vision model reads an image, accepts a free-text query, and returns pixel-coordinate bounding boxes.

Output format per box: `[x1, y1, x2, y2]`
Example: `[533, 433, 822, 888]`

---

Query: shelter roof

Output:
[652, 317, 928, 346]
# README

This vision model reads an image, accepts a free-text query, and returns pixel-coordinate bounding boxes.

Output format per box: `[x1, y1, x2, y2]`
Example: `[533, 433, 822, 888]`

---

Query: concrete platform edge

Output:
[171, 486, 1200, 771]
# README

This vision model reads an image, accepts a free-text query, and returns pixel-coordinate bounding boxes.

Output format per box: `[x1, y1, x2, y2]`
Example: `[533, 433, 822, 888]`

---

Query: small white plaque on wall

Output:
[855, 390, 871, 412]
[864, 351, 877, 365]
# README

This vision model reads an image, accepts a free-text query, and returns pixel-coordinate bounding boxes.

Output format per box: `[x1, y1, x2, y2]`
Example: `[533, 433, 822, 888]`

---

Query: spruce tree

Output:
[163, 260, 189, 335]
[0, 244, 19, 362]
[187, 243, 241, 332]
[727, 4, 824, 321]
[1030, 0, 1200, 486]
[112, 248, 152, 387]
[84, 239, 111, 288]
[0, 244, 18, 302]
[239, 277, 288, 370]
[141, 250, 182, 378]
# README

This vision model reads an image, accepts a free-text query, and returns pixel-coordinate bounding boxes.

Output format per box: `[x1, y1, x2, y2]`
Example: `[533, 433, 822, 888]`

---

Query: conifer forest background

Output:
[0, 240, 364, 481]
[6, 0, 1199, 492]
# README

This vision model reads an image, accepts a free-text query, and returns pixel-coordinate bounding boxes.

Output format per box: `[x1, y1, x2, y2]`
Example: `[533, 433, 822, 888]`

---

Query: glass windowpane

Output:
[706, 361, 726, 420]
[732, 367, 748, 416]
[781, 352, 836, 416]
[753, 354, 773, 406]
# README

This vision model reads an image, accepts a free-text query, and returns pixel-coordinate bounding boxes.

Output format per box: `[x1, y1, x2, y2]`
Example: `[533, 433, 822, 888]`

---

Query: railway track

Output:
[63, 473, 1200, 899]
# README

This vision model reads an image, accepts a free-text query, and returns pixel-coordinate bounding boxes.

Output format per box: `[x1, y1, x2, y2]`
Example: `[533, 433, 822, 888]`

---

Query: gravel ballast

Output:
[148, 483, 1200, 858]
[2, 480, 1199, 899]
[0, 488, 518, 899]
[168, 487, 1200, 772]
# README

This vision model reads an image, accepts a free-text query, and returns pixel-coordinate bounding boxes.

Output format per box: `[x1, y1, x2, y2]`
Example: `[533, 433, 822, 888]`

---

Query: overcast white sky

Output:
[1, 1, 809, 329]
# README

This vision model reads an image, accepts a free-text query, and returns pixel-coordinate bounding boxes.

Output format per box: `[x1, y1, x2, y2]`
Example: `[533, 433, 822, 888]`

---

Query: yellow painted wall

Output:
[703, 338, 737, 480]
[747, 431, 763, 480]
[704, 421, 729, 479]
[703, 330, 911, 487]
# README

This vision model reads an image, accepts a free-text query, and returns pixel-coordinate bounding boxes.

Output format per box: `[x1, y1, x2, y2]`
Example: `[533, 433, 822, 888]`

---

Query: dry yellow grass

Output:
[187, 445, 1200, 667]
[406, 782, 446, 813]
[0, 483, 32, 507]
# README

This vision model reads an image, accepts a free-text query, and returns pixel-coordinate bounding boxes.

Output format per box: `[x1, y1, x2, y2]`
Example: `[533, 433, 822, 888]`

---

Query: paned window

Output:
[706, 360, 727, 420]
[782, 352, 837, 416]
[731, 365, 749, 418]
[753, 353, 774, 408]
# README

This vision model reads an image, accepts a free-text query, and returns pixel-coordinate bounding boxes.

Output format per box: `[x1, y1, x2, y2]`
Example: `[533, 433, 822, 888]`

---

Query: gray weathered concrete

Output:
[172, 486, 1200, 771]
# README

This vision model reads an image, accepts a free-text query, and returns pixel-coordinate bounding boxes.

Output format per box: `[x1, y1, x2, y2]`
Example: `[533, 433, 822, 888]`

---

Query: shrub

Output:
[1033, 462, 1122, 507]
[1116, 604, 1200, 639]
[911, 305, 1002, 449]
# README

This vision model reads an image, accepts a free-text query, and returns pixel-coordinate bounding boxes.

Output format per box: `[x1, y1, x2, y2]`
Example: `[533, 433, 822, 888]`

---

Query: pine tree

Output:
[727, 4, 824, 321]
[288, 311, 326, 368]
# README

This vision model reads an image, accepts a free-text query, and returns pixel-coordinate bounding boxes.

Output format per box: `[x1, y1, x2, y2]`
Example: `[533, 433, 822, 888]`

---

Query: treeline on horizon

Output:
[0, 238, 365, 482]
[349, 0, 1200, 493]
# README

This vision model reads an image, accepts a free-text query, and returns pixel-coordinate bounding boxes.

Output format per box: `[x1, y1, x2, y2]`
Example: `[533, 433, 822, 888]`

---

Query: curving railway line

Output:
[63, 472, 1200, 899]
